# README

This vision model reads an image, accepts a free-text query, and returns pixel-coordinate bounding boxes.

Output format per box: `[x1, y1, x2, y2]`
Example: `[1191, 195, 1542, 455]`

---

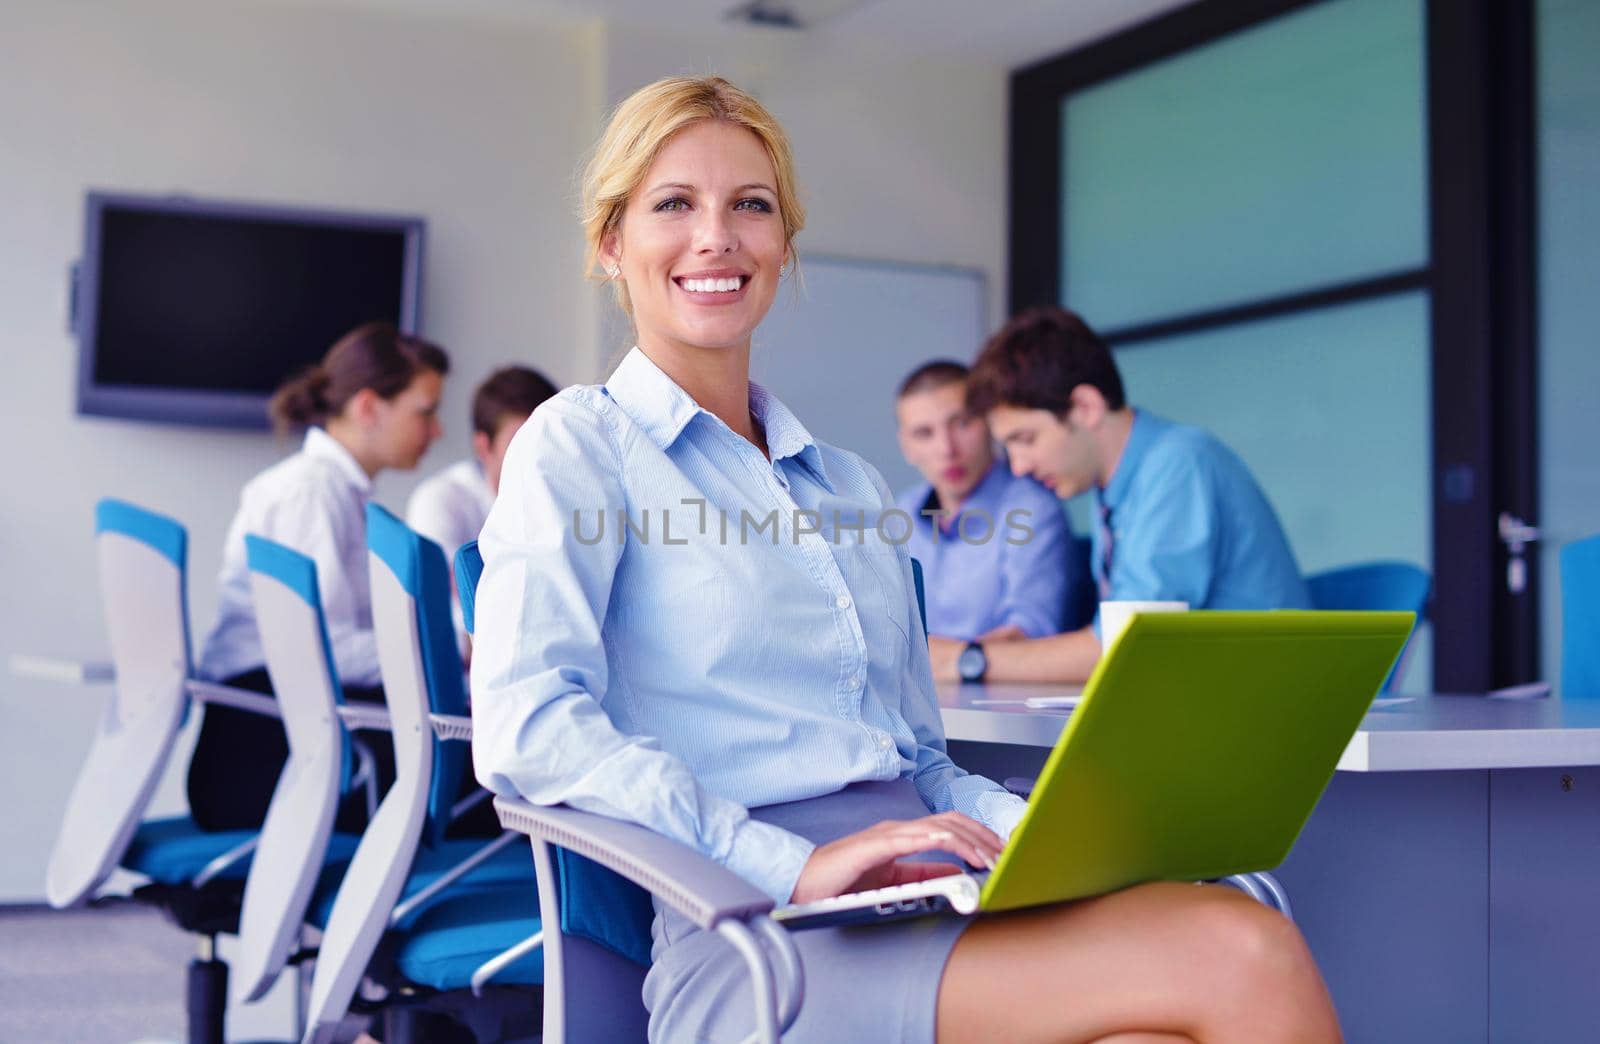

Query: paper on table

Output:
[1024, 696, 1081, 710]
[1487, 681, 1552, 700]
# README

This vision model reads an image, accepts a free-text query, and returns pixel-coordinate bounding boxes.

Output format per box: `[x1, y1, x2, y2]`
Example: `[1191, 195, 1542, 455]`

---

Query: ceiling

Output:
[811, 0, 1194, 66]
[418, 0, 1196, 68]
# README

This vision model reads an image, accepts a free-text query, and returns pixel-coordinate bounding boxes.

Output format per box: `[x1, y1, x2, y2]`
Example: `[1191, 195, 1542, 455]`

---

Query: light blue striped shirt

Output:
[471, 348, 1026, 903]
[896, 458, 1076, 641]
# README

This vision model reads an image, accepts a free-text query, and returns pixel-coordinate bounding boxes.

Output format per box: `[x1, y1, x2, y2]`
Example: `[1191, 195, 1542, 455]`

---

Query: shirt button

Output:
[845, 676, 862, 691]
[836, 594, 852, 610]
[877, 734, 893, 750]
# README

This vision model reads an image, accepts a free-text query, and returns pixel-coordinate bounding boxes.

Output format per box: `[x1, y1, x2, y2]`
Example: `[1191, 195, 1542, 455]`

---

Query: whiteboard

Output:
[751, 255, 989, 494]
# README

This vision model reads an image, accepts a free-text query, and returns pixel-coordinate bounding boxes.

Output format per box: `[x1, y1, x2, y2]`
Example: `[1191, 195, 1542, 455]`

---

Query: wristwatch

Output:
[957, 640, 988, 683]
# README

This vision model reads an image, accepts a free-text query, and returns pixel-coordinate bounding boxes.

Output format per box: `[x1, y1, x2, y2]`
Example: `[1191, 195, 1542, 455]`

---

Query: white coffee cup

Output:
[1098, 600, 1189, 650]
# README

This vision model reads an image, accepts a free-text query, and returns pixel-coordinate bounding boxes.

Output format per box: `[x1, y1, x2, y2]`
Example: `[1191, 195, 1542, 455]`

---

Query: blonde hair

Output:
[580, 76, 806, 315]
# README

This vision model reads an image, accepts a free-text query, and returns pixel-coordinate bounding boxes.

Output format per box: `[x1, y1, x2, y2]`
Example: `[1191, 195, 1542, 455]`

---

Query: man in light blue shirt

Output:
[929, 306, 1310, 684]
[893, 360, 1080, 642]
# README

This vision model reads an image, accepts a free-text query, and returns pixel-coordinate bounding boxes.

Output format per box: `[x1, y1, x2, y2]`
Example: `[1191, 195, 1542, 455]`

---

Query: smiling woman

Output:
[601, 120, 789, 366]
[469, 75, 1341, 1043]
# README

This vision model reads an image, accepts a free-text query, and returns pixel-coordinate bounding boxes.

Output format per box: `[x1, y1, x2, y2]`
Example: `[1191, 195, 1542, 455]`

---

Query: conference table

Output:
[937, 684, 1600, 1044]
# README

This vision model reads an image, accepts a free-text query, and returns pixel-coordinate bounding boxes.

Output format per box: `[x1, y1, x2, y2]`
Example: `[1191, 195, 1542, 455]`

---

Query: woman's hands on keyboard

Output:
[789, 812, 1003, 904]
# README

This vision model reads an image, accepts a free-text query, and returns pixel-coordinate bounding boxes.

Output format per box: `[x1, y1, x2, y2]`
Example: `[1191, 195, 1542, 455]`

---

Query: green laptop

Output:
[774, 610, 1414, 927]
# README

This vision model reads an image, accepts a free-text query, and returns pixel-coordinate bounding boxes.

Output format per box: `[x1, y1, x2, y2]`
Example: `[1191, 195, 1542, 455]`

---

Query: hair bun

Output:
[268, 363, 332, 432]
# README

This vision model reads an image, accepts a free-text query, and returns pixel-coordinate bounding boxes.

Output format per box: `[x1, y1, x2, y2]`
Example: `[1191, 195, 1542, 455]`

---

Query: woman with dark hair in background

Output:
[190, 321, 449, 831]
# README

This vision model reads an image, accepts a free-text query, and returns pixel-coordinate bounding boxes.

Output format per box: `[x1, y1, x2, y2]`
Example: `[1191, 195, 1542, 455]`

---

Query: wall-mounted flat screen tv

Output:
[74, 191, 425, 428]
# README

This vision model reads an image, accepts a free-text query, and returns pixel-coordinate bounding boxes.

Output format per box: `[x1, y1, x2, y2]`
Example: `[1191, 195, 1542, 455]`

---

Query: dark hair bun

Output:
[267, 365, 332, 431]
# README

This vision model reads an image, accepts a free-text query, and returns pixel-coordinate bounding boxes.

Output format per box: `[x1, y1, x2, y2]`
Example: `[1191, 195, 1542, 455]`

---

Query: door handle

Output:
[1498, 512, 1541, 594]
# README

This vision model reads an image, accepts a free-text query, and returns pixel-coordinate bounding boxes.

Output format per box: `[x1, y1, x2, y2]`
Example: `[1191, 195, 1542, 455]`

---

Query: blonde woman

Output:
[471, 76, 1340, 1043]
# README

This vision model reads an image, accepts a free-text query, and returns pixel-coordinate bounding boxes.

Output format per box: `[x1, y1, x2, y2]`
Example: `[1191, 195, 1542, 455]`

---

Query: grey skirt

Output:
[641, 778, 974, 1043]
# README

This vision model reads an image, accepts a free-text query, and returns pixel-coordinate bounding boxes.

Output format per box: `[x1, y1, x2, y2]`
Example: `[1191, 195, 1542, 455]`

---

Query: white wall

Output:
[0, 0, 597, 902]
[0, 2, 1007, 909]
[597, 23, 1009, 354]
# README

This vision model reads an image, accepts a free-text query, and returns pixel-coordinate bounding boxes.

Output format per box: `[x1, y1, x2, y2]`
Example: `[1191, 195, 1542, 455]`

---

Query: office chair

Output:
[1306, 561, 1431, 691]
[300, 508, 548, 1043]
[230, 535, 369, 1006]
[457, 540, 798, 1042]
[1561, 534, 1600, 699]
[44, 499, 281, 1044]
[906, 546, 1096, 638]
[1066, 534, 1098, 632]
[910, 557, 928, 637]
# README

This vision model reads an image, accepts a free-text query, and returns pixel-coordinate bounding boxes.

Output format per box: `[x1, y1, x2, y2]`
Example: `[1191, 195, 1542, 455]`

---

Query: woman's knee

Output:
[1191, 886, 1310, 963]
[1180, 885, 1331, 1022]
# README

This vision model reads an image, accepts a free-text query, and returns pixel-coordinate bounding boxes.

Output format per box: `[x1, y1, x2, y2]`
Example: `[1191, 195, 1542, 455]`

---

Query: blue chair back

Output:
[455, 540, 483, 638]
[1561, 535, 1600, 699]
[1066, 534, 1098, 632]
[452, 541, 654, 970]
[243, 535, 354, 794]
[367, 504, 471, 845]
[47, 499, 194, 908]
[235, 535, 355, 1001]
[1306, 561, 1431, 617]
[910, 557, 928, 638]
[1306, 561, 1431, 692]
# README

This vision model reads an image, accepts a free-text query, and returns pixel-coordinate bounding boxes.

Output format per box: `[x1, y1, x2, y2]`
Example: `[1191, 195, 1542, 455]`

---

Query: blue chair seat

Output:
[122, 817, 362, 887]
[392, 887, 543, 991]
[307, 837, 534, 929]
[122, 816, 258, 885]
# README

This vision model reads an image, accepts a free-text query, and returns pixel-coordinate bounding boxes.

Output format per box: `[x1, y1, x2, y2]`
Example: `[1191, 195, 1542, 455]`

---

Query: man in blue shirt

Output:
[929, 306, 1310, 684]
[894, 360, 1080, 643]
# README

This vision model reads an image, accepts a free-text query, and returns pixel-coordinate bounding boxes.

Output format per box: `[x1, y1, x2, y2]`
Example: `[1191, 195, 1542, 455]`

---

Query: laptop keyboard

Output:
[771, 873, 983, 930]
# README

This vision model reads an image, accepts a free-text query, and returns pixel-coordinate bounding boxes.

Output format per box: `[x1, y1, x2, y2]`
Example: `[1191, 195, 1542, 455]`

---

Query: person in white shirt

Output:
[191, 321, 449, 831]
[406, 365, 557, 635]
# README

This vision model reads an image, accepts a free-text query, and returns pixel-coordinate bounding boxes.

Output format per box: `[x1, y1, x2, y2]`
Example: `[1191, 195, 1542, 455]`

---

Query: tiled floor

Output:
[0, 900, 193, 1044]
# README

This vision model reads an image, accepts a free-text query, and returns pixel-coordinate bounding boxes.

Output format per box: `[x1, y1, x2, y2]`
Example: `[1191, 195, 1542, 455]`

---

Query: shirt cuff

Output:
[1004, 611, 1050, 639]
[974, 787, 1029, 843]
[723, 817, 817, 904]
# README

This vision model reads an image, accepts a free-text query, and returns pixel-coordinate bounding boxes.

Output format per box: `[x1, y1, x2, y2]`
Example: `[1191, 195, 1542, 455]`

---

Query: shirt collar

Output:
[1098, 408, 1161, 513]
[964, 456, 1011, 509]
[748, 381, 833, 492]
[605, 347, 834, 493]
[918, 456, 1008, 519]
[604, 348, 704, 451]
[303, 426, 373, 494]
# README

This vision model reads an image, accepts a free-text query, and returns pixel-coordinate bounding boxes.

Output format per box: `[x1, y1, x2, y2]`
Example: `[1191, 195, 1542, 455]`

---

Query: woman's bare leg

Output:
[937, 882, 1339, 1044]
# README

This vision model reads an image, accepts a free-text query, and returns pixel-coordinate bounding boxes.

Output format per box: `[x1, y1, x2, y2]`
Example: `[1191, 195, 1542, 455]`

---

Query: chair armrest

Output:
[8, 654, 115, 684]
[336, 704, 393, 731]
[430, 713, 473, 741]
[470, 928, 544, 997]
[185, 680, 282, 718]
[492, 797, 775, 931]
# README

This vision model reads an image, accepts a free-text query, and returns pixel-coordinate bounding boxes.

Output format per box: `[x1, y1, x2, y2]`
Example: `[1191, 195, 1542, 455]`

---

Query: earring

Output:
[779, 261, 789, 278]
[605, 263, 620, 279]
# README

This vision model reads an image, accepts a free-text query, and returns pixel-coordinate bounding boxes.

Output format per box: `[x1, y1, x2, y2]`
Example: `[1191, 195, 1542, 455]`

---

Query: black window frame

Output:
[1009, 0, 1539, 690]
